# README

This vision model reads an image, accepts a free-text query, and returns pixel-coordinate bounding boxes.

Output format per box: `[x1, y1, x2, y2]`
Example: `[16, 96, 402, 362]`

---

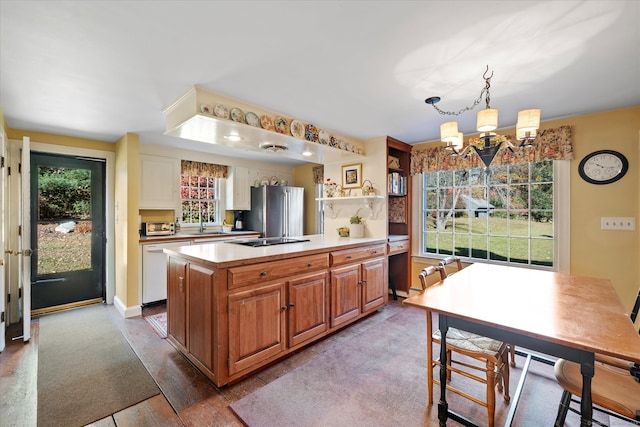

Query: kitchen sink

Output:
[228, 237, 310, 247]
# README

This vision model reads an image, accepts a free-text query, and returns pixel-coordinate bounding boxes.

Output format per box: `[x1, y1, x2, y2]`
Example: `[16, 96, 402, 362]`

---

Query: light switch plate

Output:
[601, 217, 636, 231]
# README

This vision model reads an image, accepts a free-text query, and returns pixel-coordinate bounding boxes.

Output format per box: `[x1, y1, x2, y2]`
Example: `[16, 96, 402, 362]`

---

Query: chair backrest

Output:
[437, 256, 463, 280]
[418, 266, 439, 290]
[630, 288, 639, 324]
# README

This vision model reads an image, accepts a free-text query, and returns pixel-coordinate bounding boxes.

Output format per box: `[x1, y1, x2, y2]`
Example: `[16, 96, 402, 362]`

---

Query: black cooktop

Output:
[229, 237, 310, 247]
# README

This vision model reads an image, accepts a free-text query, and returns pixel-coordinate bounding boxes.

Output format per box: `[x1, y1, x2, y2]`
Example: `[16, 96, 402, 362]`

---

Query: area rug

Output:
[37, 304, 160, 427]
[145, 312, 167, 338]
[230, 305, 574, 427]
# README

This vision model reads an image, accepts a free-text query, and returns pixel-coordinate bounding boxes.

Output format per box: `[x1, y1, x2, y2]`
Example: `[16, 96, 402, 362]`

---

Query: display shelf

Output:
[386, 136, 412, 295]
[164, 86, 366, 165]
[315, 195, 385, 219]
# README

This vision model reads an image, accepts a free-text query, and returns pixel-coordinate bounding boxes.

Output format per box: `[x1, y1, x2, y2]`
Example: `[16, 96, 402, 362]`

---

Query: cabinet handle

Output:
[281, 306, 288, 311]
[289, 303, 295, 308]
[372, 250, 377, 254]
[398, 245, 404, 249]
[260, 271, 267, 277]
[346, 255, 352, 259]
[307, 263, 313, 267]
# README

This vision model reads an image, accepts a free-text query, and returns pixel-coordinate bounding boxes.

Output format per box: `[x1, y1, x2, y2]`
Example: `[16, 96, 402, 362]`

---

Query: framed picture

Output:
[342, 163, 362, 189]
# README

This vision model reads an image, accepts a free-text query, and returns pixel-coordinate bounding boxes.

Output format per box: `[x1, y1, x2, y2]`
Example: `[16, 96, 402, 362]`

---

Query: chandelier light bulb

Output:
[516, 127, 537, 141]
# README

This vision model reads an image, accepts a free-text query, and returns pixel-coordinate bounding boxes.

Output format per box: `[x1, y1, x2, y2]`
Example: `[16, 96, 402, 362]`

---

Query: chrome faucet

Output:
[199, 206, 206, 233]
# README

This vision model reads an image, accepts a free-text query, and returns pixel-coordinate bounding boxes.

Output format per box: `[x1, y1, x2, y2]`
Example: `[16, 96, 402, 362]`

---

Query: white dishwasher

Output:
[142, 240, 191, 304]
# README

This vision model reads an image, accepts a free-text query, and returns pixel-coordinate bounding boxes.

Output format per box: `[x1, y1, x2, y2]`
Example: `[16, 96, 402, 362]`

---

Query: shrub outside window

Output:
[180, 174, 221, 226]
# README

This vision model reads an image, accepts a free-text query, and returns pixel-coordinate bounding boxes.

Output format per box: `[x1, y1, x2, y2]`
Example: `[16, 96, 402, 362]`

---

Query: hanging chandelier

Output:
[425, 66, 540, 168]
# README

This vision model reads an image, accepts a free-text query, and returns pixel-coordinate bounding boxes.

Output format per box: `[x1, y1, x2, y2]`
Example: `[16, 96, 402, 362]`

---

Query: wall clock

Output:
[578, 150, 628, 185]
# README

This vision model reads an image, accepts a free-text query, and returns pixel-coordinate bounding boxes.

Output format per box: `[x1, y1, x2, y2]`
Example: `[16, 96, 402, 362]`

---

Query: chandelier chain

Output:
[430, 65, 494, 116]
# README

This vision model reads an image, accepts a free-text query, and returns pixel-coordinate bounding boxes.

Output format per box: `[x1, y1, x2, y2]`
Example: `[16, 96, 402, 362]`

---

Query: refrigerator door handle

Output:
[283, 190, 289, 236]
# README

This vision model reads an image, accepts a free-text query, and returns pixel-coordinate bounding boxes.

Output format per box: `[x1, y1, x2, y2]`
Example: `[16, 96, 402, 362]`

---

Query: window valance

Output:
[410, 125, 573, 174]
[181, 160, 228, 178]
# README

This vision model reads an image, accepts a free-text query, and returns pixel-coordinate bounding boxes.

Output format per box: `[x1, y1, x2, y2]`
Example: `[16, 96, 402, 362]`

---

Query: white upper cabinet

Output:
[139, 154, 180, 210]
[226, 166, 251, 210]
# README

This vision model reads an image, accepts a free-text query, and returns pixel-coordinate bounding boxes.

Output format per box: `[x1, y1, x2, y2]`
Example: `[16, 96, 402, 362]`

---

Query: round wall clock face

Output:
[578, 150, 628, 185]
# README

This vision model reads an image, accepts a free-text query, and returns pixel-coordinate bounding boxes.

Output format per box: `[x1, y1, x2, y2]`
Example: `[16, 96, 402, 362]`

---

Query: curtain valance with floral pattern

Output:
[180, 160, 228, 178]
[410, 125, 573, 174]
[313, 165, 324, 184]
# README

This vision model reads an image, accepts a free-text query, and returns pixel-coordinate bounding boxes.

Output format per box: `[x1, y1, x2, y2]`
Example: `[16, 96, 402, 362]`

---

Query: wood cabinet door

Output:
[361, 257, 387, 313]
[228, 282, 287, 375]
[167, 257, 188, 348]
[330, 264, 361, 328]
[188, 263, 215, 370]
[288, 271, 329, 347]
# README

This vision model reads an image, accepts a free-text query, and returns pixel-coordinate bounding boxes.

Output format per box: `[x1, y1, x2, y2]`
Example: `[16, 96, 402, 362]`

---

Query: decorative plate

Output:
[246, 112, 261, 127]
[230, 107, 245, 123]
[329, 136, 338, 147]
[260, 115, 275, 131]
[214, 104, 229, 119]
[318, 130, 330, 145]
[305, 124, 319, 142]
[274, 116, 288, 134]
[200, 104, 213, 114]
[290, 119, 305, 138]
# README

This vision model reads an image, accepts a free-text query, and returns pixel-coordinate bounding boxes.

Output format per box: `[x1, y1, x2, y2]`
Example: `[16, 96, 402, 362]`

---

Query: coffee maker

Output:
[233, 211, 245, 231]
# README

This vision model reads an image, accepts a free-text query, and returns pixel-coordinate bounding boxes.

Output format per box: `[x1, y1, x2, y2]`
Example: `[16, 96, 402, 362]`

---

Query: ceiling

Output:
[1, 1, 639, 166]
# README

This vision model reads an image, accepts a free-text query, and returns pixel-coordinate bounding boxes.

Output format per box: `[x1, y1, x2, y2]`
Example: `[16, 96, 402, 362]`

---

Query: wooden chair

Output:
[553, 289, 640, 426]
[418, 262, 511, 427]
[438, 256, 517, 368]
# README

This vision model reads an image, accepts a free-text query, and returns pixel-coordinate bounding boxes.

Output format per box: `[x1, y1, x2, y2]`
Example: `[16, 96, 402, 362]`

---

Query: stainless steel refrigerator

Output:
[246, 185, 304, 237]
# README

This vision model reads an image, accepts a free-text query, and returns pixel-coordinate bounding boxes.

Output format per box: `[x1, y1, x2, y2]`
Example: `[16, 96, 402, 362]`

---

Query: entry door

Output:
[0, 130, 6, 350]
[30, 152, 106, 311]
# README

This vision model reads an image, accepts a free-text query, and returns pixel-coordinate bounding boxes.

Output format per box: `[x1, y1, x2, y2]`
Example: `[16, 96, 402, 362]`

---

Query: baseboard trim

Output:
[113, 295, 142, 318]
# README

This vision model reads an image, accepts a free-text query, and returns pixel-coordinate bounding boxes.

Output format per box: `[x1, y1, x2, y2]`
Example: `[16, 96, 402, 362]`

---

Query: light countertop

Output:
[163, 234, 387, 268]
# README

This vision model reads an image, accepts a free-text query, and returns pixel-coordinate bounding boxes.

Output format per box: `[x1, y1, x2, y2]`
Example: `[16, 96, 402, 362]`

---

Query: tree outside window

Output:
[422, 160, 553, 267]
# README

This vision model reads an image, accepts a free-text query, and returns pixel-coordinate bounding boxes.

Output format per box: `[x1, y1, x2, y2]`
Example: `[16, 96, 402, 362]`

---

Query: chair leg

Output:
[486, 360, 497, 427]
[427, 344, 434, 404]
[501, 350, 510, 402]
[554, 390, 572, 427]
[509, 344, 516, 367]
[426, 312, 434, 405]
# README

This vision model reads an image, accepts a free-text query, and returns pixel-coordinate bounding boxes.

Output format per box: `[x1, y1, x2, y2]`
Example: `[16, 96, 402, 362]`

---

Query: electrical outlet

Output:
[601, 217, 636, 231]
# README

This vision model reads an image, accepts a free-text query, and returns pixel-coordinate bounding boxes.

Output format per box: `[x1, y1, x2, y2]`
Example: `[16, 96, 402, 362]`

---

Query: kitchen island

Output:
[164, 234, 388, 386]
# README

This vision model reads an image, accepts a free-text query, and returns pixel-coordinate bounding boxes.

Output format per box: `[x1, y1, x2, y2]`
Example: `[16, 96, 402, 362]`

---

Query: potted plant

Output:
[349, 214, 364, 238]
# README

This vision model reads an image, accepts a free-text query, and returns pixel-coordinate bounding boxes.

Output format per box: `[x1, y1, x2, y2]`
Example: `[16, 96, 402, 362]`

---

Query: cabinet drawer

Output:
[228, 253, 329, 289]
[330, 244, 386, 266]
[388, 239, 409, 255]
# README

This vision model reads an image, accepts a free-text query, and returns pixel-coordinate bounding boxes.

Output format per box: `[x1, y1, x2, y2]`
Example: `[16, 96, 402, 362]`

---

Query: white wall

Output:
[323, 136, 387, 239]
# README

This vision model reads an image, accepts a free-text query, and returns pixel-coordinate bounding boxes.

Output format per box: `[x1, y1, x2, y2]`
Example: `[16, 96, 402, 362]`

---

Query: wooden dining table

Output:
[403, 262, 640, 427]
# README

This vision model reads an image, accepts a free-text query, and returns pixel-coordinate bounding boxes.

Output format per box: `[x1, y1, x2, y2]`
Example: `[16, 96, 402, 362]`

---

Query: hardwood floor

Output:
[0, 299, 404, 427]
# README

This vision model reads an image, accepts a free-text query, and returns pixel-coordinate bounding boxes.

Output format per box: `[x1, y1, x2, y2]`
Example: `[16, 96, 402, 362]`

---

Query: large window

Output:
[422, 161, 554, 267]
[180, 174, 222, 226]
